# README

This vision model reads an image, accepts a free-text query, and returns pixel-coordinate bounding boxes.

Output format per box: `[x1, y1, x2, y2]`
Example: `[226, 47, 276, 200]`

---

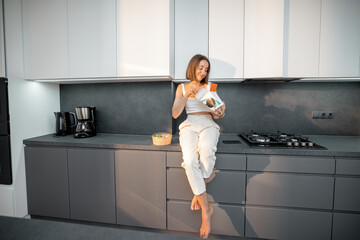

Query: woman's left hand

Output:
[211, 101, 226, 119]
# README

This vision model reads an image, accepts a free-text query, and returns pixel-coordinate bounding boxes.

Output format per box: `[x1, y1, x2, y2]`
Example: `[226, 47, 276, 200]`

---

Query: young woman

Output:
[172, 54, 226, 238]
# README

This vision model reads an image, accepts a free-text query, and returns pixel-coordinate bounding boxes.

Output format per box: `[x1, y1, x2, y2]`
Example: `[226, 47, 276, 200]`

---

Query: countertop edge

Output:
[23, 133, 360, 157]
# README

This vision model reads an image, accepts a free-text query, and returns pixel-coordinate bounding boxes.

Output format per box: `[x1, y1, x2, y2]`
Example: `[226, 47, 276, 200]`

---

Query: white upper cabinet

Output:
[68, 0, 117, 78]
[21, 0, 360, 81]
[174, 0, 208, 79]
[286, 0, 321, 77]
[22, 0, 117, 80]
[209, 0, 244, 79]
[117, 0, 174, 78]
[244, 0, 284, 78]
[319, 0, 360, 77]
[22, 0, 68, 79]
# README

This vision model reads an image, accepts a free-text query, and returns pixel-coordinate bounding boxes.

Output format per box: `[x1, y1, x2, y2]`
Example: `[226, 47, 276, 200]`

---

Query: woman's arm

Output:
[172, 84, 189, 119]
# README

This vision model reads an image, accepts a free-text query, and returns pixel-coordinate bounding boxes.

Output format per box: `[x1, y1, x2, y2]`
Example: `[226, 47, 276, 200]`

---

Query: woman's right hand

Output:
[186, 84, 202, 98]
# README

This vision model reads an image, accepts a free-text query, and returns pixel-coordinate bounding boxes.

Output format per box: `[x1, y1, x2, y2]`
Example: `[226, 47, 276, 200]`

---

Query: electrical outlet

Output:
[325, 111, 335, 119]
[312, 111, 335, 119]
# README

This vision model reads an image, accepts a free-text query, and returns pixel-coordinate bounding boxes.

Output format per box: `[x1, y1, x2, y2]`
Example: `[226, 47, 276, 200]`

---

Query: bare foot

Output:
[200, 204, 213, 238]
[191, 195, 200, 210]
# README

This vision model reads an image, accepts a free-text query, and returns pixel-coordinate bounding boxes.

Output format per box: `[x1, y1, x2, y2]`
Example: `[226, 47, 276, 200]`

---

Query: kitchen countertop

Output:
[23, 133, 360, 157]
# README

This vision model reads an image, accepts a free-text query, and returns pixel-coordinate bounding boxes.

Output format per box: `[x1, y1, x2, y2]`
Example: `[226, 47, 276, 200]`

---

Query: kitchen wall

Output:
[60, 81, 360, 136]
[0, 0, 60, 217]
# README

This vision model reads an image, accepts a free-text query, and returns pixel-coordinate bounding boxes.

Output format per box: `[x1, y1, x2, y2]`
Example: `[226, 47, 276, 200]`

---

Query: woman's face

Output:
[195, 60, 209, 82]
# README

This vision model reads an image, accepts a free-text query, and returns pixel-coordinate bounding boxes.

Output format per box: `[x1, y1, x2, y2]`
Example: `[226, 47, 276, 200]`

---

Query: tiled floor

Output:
[0, 215, 260, 240]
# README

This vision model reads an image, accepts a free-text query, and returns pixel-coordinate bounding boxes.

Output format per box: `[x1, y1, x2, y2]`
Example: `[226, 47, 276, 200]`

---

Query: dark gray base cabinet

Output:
[247, 172, 334, 209]
[246, 206, 332, 240]
[332, 213, 360, 240]
[115, 150, 166, 230]
[167, 200, 244, 237]
[25, 146, 116, 223]
[166, 151, 246, 236]
[333, 157, 360, 240]
[25, 147, 70, 219]
[25, 146, 360, 240]
[68, 148, 116, 224]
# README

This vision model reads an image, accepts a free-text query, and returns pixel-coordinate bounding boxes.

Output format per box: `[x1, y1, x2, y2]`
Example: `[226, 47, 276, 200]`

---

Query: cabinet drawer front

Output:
[247, 173, 334, 209]
[167, 200, 244, 236]
[246, 206, 332, 240]
[247, 154, 335, 174]
[167, 151, 246, 170]
[167, 168, 245, 204]
[68, 148, 116, 224]
[332, 213, 360, 240]
[334, 177, 360, 211]
[336, 158, 360, 175]
[166, 151, 182, 167]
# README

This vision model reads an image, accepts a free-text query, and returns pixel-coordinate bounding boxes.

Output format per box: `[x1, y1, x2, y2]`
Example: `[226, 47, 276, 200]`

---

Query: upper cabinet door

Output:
[319, 0, 360, 77]
[174, 0, 208, 79]
[22, 0, 68, 79]
[209, 0, 244, 79]
[117, 0, 174, 78]
[68, 0, 117, 78]
[286, 0, 321, 77]
[244, 0, 284, 78]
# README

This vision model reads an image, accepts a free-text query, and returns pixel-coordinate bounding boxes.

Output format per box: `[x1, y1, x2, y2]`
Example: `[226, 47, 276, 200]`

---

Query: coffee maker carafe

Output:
[74, 107, 96, 138]
[54, 112, 77, 136]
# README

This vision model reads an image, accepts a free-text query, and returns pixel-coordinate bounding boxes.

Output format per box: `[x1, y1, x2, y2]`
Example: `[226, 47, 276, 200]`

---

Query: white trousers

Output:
[179, 115, 220, 195]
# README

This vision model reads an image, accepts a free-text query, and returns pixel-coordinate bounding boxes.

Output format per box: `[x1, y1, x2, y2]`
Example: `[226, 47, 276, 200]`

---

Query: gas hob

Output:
[239, 131, 327, 149]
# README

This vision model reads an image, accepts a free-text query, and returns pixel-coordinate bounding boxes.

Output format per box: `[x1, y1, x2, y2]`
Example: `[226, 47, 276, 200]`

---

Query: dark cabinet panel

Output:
[246, 206, 332, 240]
[68, 148, 116, 224]
[334, 177, 360, 211]
[247, 172, 334, 209]
[332, 213, 360, 240]
[214, 153, 246, 170]
[166, 151, 246, 170]
[336, 157, 360, 175]
[25, 147, 69, 218]
[167, 168, 245, 204]
[247, 154, 335, 174]
[115, 150, 166, 229]
[167, 200, 244, 236]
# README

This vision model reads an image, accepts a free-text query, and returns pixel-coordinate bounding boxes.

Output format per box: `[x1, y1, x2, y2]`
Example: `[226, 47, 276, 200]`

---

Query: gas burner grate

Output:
[239, 131, 326, 149]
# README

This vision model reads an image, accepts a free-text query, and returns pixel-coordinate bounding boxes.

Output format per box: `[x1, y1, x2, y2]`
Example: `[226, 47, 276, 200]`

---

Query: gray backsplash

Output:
[60, 82, 173, 135]
[60, 81, 360, 136]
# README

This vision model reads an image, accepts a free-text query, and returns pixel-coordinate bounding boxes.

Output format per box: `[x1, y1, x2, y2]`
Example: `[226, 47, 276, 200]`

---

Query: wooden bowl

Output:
[152, 133, 172, 145]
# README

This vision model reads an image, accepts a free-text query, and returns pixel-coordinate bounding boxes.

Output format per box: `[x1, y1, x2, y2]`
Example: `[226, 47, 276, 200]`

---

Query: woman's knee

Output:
[199, 144, 217, 159]
[181, 158, 200, 171]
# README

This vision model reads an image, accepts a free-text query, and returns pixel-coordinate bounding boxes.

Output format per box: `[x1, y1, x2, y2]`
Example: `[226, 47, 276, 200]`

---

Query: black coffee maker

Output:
[54, 112, 77, 136]
[74, 107, 96, 138]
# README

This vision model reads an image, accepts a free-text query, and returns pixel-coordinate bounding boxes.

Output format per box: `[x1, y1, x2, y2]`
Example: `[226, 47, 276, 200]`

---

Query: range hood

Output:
[242, 77, 301, 83]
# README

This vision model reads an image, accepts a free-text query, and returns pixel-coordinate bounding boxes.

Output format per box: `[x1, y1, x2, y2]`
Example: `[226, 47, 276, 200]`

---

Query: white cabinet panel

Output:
[117, 0, 174, 77]
[244, 0, 284, 78]
[68, 0, 117, 78]
[319, 0, 360, 77]
[175, 0, 208, 79]
[209, 0, 244, 79]
[286, 0, 321, 77]
[22, 0, 68, 79]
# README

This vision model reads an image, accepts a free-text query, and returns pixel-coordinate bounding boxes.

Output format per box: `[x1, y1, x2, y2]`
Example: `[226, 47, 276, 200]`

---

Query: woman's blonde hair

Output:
[186, 54, 210, 84]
